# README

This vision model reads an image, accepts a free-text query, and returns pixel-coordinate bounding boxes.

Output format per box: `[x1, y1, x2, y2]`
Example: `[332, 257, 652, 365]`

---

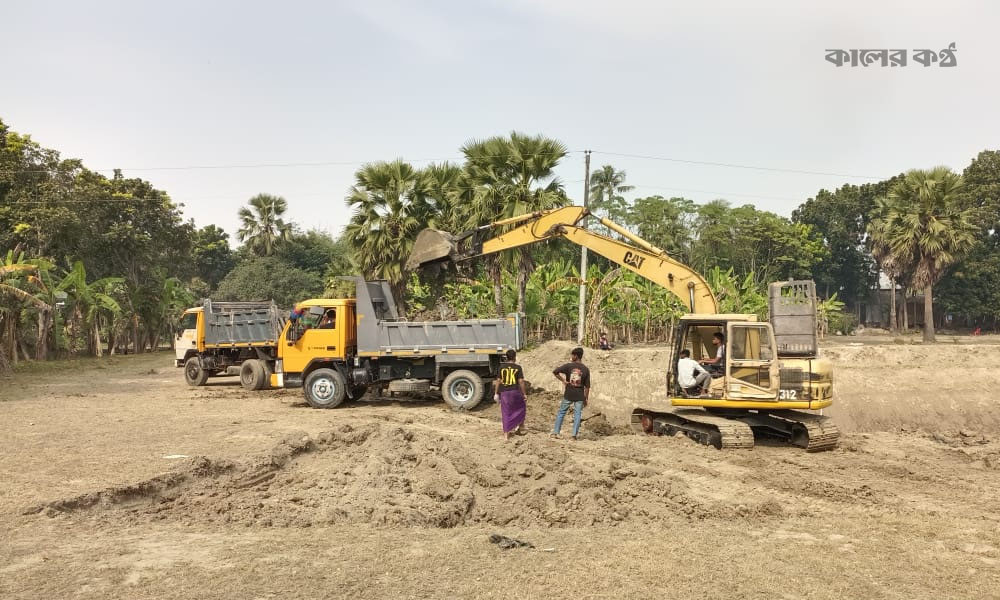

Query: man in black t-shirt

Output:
[551, 347, 591, 440]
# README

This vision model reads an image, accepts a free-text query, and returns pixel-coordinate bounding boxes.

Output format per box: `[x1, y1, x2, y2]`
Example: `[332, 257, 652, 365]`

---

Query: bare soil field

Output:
[2, 341, 1000, 599]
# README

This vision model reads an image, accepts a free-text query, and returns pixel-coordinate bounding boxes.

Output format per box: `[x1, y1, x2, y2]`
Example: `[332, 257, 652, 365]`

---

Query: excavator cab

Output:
[669, 316, 779, 402]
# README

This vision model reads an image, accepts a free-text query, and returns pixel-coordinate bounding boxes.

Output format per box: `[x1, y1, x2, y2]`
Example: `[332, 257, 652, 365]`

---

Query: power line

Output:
[0, 150, 586, 175]
[591, 150, 883, 180]
[0, 149, 886, 180]
[626, 184, 801, 203]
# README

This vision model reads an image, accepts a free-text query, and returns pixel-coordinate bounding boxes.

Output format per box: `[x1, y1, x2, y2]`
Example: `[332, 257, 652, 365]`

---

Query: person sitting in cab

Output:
[699, 332, 726, 376]
[318, 309, 336, 329]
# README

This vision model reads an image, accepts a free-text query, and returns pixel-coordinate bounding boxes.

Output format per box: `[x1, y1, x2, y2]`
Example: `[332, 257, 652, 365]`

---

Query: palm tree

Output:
[461, 132, 568, 314]
[237, 194, 293, 256]
[874, 168, 978, 342]
[588, 165, 634, 232]
[344, 160, 432, 311]
[421, 161, 467, 233]
[868, 197, 905, 333]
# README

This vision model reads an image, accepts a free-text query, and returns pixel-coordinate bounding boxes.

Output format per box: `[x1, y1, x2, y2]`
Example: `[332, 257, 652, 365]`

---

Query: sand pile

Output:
[29, 421, 786, 530]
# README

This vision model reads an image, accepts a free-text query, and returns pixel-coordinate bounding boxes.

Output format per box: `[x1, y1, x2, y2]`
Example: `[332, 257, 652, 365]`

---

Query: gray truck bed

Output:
[371, 319, 520, 354]
[202, 300, 286, 347]
[345, 276, 522, 355]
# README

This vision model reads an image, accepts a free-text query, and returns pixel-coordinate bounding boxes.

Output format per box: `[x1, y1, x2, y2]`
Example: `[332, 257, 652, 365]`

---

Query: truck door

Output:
[725, 322, 780, 400]
[175, 311, 199, 363]
[282, 307, 345, 374]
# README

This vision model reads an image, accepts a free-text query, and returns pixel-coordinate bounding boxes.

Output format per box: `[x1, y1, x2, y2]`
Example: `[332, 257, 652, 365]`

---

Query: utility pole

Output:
[577, 150, 591, 344]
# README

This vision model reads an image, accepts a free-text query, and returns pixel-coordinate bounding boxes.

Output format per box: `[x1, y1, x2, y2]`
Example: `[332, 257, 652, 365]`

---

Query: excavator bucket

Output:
[406, 228, 461, 270]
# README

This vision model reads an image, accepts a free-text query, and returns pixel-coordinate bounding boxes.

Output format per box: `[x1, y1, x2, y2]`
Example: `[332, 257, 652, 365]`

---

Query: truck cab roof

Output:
[680, 313, 759, 323]
[295, 298, 356, 309]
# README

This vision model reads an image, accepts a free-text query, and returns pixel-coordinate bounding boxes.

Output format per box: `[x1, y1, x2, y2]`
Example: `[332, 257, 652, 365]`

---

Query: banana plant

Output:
[56, 261, 123, 356]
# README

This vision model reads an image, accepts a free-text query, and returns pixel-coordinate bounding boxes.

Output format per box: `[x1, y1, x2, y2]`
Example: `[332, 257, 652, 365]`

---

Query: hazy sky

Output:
[2, 1, 997, 241]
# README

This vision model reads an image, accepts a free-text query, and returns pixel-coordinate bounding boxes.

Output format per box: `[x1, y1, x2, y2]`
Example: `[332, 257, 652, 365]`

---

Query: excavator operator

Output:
[699, 332, 726, 376]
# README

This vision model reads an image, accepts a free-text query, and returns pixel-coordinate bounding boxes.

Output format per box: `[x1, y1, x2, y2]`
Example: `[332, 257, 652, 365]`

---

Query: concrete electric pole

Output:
[577, 150, 591, 344]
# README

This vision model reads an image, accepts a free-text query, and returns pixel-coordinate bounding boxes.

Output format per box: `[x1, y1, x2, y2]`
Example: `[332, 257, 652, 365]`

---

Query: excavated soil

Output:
[2, 340, 1000, 599]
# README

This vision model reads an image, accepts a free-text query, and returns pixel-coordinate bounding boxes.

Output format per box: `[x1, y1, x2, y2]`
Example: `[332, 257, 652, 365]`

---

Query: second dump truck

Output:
[175, 276, 522, 410]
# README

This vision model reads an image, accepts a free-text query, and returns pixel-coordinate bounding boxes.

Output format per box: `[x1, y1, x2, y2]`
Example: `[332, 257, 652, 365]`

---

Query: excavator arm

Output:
[407, 205, 719, 314]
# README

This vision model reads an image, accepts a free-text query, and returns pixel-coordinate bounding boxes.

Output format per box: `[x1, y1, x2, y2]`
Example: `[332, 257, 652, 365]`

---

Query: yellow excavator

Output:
[407, 205, 839, 451]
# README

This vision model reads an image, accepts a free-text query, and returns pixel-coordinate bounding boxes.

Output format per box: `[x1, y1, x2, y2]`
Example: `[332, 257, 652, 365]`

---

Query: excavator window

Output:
[729, 324, 773, 388]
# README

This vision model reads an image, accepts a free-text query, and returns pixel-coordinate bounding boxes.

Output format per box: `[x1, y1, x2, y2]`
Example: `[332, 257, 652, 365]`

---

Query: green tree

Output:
[871, 167, 979, 342]
[191, 225, 236, 290]
[344, 160, 431, 311]
[237, 194, 293, 256]
[276, 229, 348, 277]
[935, 150, 1000, 328]
[691, 201, 828, 285]
[792, 176, 903, 303]
[421, 161, 468, 233]
[461, 132, 568, 314]
[216, 256, 323, 308]
[627, 195, 697, 261]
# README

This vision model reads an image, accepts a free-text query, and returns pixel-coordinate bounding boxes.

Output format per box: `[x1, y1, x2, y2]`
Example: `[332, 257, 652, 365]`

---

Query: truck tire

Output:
[304, 368, 347, 409]
[184, 356, 209, 387]
[442, 369, 485, 410]
[240, 360, 266, 391]
[259, 361, 273, 390]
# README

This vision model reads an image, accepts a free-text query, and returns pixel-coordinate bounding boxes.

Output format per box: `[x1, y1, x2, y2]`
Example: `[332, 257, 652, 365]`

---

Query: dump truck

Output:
[175, 276, 522, 410]
[407, 205, 838, 451]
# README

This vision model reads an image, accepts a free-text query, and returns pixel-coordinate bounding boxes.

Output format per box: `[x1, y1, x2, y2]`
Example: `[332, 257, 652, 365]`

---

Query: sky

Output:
[2, 0, 998, 242]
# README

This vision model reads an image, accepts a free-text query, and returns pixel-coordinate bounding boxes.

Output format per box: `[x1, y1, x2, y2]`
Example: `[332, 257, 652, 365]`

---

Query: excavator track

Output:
[631, 408, 755, 450]
[632, 408, 840, 452]
[760, 410, 840, 452]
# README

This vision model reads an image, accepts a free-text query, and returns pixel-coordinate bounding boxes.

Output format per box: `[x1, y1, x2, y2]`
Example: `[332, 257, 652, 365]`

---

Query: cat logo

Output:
[623, 251, 646, 269]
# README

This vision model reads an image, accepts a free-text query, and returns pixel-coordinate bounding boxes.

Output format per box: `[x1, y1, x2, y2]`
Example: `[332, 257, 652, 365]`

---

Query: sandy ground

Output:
[2, 341, 1000, 599]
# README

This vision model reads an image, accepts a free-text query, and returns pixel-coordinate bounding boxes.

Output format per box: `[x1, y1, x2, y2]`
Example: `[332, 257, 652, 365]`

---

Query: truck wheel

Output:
[304, 368, 347, 409]
[259, 361, 273, 390]
[240, 360, 266, 391]
[442, 369, 485, 410]
[184, 357, 209, 387]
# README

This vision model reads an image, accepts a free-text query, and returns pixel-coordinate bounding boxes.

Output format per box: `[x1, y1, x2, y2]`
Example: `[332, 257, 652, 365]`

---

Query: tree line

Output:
[3, 121, 997, 373]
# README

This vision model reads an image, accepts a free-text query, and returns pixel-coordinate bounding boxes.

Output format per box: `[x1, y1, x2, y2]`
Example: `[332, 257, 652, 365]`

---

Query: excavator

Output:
[406, 205, 839, 451]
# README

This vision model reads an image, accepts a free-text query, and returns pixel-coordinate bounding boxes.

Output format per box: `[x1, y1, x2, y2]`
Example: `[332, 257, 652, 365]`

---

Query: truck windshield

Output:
[180, 312, 198, 330]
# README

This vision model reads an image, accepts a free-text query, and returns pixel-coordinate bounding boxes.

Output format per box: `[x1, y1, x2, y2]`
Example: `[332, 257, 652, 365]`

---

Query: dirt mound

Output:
[30, 421, 788, 529]
[519, 340, 1000, 435]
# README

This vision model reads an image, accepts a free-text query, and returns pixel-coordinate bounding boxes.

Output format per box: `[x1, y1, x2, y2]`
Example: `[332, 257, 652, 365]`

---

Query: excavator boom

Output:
[407, 206, 718, 314]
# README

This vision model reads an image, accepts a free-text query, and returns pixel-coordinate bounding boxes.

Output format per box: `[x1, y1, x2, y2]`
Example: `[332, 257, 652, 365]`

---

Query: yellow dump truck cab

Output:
[272, 278, 521, 411]
[174, 308, 203, 367]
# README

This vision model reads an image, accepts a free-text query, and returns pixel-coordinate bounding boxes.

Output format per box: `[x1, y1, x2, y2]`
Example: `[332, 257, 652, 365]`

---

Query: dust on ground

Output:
[2, 342, 1000, 599]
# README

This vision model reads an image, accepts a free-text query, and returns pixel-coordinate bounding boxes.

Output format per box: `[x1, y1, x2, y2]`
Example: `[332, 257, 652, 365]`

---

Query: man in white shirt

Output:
[677, 348, 712, 396]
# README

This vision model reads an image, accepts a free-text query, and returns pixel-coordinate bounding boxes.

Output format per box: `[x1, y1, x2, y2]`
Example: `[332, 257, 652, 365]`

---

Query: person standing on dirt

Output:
[699, 332, 726, 375]
[494, 349, 528, 441]
[677, 349, 712, 396]
[551, 347, 591, 440]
